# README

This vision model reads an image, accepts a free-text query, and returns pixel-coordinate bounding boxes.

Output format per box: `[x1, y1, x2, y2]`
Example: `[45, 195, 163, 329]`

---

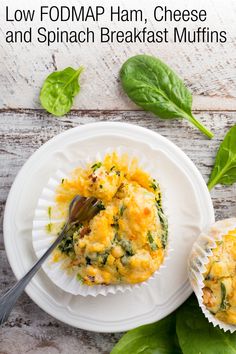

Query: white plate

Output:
[3, 122, 214, 332]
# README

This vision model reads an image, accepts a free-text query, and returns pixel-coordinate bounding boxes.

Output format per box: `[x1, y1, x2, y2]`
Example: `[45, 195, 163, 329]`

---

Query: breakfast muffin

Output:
[203, 228, 236, 325]
[189, 218, 236, 331]
[50, 152, 168, 286]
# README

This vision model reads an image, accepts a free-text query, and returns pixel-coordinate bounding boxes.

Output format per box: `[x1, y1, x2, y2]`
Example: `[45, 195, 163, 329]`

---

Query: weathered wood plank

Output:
[0, 109, 236, 251]
[0, 252, 121, 354]
[0, 109, 235, 353]
[0, 0, 236, 110]
[0, 0, 236, 350]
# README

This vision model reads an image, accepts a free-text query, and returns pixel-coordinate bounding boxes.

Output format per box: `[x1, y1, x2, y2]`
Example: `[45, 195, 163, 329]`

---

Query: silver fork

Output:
[0, 195, 100, 325]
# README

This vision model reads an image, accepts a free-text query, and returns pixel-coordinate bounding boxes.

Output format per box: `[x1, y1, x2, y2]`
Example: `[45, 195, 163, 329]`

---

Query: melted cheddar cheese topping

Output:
[50, 153, 168, 286]
[203, 229, 236, 325]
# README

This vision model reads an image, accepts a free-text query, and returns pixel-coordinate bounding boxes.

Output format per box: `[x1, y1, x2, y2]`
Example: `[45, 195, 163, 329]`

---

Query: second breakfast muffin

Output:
[189, 218, 236, 331]
[203, 228, 236, 325]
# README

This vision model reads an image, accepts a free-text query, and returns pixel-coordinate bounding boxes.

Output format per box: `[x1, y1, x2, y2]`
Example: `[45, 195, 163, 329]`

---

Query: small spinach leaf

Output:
[40, 66, 83, 116]
[111, 313, 181, 354]
[220, 282, 228, 311]
[58, 234, 74, 255]
[147, 231, 158, 251]
[120, 55, 213, 139]
[208, 125, 236, 190]
[119, 204, 126, 217]
[97, 201, 105, 211]
[155, 198, 168, 249]
[176, 295, 236, 354]
[157, 207, 168, 249]
[119, 238, 133, 256]
[76, 273, 84, 283]
[91, 162, 102, 171]
[150, 179, 159, 191]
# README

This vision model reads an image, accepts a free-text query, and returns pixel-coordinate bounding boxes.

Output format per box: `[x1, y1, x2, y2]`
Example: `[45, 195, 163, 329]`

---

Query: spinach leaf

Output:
[58, 234, 74, 255]
[157, 207, 168, 249]
[120, 55, 213, 139]
[76, 273, 84, 283]
[119, 204, 126, 217]
[40, 66, 83, 116]
[220, 282, 228, 311]
[97, 201, 106, 211]
[91, 162, 102, 171]
[58, 223, 82, 255]
[147, 231, 158, 251]
[208, 125, 236, 190]
[111, 313, 181, 354]
[111, 215, 119, 230]
[176, 295, 236, 354]
[155, 198, 168, 249]
[119, 238, 133, 256]
[150, 179, 159, 191]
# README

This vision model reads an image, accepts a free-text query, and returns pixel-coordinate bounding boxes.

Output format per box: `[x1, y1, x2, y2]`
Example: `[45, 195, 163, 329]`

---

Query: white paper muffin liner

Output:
[188, 218, 236, 332]
[32, 146, 170, 297]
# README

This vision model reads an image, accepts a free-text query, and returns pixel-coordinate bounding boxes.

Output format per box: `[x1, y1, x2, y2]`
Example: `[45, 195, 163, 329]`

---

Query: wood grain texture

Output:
[0, 0, 236, 351]
[0, 0, 236, 110]
[0, 250, 121, 354]
[1, 109, 236, 249]
[0, 109, 235, 352]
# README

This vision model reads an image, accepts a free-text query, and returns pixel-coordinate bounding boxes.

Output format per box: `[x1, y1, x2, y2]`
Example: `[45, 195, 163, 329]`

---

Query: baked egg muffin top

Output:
[203, 229, 236, 325]
[48, 153, 168, 286]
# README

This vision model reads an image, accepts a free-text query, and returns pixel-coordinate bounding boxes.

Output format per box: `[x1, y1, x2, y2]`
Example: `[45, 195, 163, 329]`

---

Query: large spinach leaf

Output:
[208, 124, 236, 190]
[176, 295, 236, 354]
[111, 313, 181, 354]
[120, 55, 213, 139]
[40, 66, 83, 116]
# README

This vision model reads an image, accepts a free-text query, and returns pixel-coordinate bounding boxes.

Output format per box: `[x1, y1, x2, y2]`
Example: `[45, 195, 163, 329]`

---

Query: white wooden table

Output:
[0, 0, 236, 352]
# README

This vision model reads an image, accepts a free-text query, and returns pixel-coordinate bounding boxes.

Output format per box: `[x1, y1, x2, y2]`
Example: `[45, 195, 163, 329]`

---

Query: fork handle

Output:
[0, 224, 68, 325]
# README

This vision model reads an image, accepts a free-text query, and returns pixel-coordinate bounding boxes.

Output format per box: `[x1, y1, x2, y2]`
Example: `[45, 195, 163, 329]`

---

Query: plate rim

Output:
[3, 122, 215, 332]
